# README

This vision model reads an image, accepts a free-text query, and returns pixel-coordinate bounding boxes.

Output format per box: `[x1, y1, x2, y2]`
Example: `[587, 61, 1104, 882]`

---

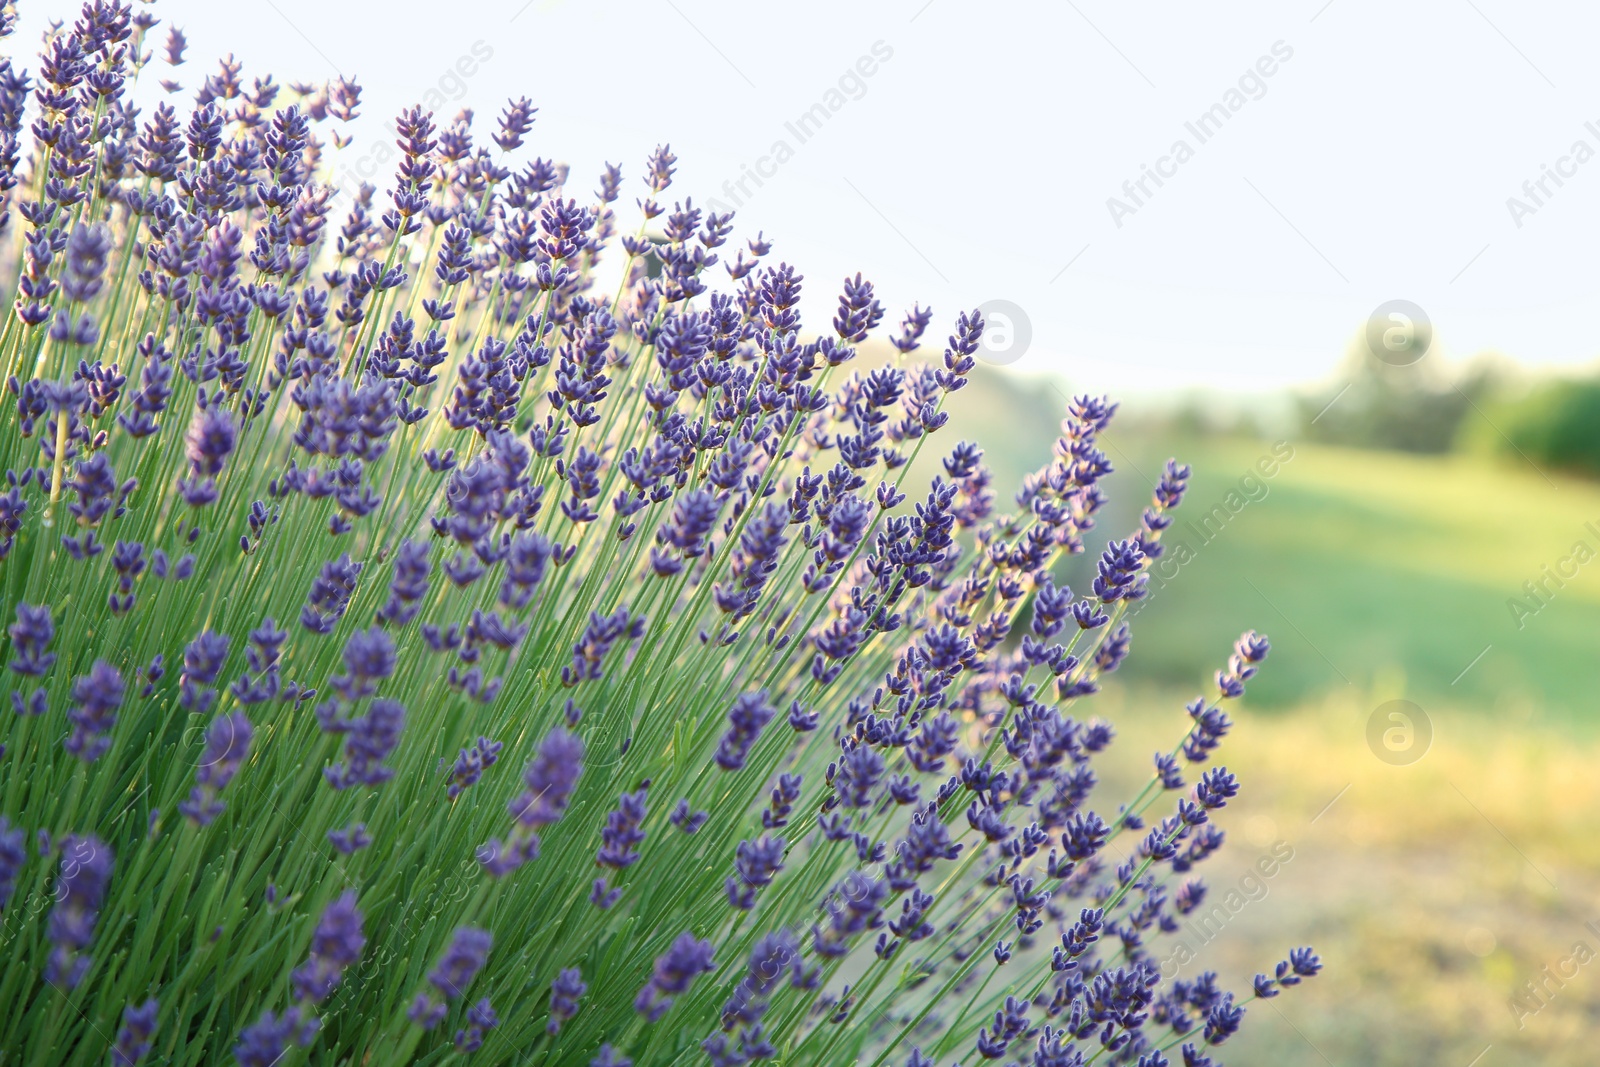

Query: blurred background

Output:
[13, 0, 1600, 1060]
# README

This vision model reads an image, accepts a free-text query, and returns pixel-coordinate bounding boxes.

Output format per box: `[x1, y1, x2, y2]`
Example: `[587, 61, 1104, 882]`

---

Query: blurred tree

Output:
[1295, 335, 1502, 453]
[1469, 376, 1600, 477]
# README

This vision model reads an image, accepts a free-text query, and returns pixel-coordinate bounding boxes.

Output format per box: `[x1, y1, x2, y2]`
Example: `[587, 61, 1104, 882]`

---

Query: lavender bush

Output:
[0, 3, 1321, 1064]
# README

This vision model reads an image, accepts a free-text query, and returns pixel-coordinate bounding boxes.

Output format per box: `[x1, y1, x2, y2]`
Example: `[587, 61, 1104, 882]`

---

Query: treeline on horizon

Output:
[1136, 337, 1600, 478]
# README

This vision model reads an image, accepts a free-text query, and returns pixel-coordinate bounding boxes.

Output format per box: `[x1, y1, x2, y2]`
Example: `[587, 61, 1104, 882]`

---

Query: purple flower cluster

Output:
[46, 834, 113, 989]
[0, 11, 1328, 1061]
[291, 890, 366, 1003]
[112, 998, 159, 1066]
[455, 998, 500, 1053]
[547, 967, 586, 1034]
[0, 817, 25, 909]
[234, 1007, 320, 1066]
[178, 709, 253, 825]
[635, 931, 717, 1022]
[480, 727, 583, 877]
[410, 926, 492, 1029]
[64, 660, 124, 762]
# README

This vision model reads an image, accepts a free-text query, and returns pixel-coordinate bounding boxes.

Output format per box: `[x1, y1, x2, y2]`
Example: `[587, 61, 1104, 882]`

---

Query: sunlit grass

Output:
[1094, 680, 1600, 1067]
[1076, 431, 1600, 720]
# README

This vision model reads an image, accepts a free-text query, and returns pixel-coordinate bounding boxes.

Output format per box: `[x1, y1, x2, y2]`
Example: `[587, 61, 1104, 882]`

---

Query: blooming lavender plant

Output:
[0, 3, 1321, 1064]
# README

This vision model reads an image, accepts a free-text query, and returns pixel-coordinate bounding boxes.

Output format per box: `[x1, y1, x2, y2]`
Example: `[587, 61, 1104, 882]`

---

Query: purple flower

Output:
[448, 736, 504, 799]
[1092, 538, 1147, 603]
[60, 223, 111, 306]
[455, 997, 500, 1051]
[64, 660, 125, 762]
[429, 926, 492, 1000]
[178, 710, 253, 826]
[7, 603, 56, 676]
[1183, 697, 1232, 764]
[907, 712, 958, 774]
[651, 488, 719, 576]
[547, 967, 586, 1033]
[892, 304, 934, 354]
[1194, 767, 1239, 810]
[889, 809, 961, 890]
[1094, 623, 1132, 674]
[726, 834, 786, 910]
[511, 730, 582, 826]
[1060, 811, 1110, 863]
[832, 744, 885, 809]
[179, 630, 229, 714]
[715, 691, 776, 772]
[46, 834, 113, 989]
[247, 618, 287, 673]
[1273, 946, 1322, 987]
[597, 783, 649, 870]
[322, 698, 404, 789]
[812, 872, 887, 959]
[492, 97, 537, 154]
[500, 530, 553, 610]
[634, 932, 716, 1022]
[1203, 993, 1244, 1044]
[112, 998, 158, 1066]
[291, 890, 365, 1003]
[561, 607, 645, 686]
[670, 799, 709, 835]
[407, 993, 448, 1030]
[301, 553, 362, 634]
[1216, 630, 1271, 696]
[482, 727, 584, 877]
[0, 817, 25, 908]
[178, 404, 236, 506]
[763, 773, 802, 830]
[234, 1006, 319, 1066]
[327, 824, 372, 854]
[331, 626, 396, 702]
[469, 998, 499, 1029]
[377, 538, 431, 626]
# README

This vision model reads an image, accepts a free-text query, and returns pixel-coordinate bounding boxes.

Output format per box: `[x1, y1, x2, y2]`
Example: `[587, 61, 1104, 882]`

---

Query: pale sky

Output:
[15, 0, 1600, 396]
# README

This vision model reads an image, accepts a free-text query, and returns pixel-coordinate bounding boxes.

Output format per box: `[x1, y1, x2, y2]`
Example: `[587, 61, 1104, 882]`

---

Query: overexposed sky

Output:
[14, 0, 1600, 395]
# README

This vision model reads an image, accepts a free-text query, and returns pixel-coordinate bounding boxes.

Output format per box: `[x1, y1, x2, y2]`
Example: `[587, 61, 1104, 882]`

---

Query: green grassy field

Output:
[1089, 431, 1600, 722]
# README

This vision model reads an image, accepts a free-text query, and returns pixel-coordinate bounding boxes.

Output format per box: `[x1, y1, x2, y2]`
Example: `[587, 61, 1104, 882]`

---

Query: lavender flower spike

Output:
[64, 660, 125, 762]
[0, 818, 24, 909]
[291, 890, 366, 1003]
[481, 727, 584, 877]
[412, 926, 493, 1028]
[178, 710, 253, 826]
[113, 998, 159, 1066]
[634, 932, 716, 1022]
[46, 834, 114, 989]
